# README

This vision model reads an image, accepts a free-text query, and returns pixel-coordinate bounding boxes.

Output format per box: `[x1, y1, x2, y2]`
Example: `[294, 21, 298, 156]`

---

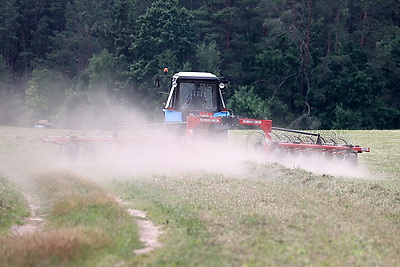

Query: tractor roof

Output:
[174, 72, 218, 80]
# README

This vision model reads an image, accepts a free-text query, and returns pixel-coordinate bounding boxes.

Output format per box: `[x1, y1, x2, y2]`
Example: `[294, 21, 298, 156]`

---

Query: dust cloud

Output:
[35, 130, 370, 182]
[264, 152, 369, 178]
[46, 136, 252, 179]
[31, 91, 254, 178]
[1, 89, 370, 190]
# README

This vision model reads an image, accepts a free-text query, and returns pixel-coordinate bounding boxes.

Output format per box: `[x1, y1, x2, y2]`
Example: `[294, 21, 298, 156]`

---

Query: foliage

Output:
[0, 0, 398, 129]
[0, 0, 20, 69]
[0, 175, 29, 233]
[130, 0, 196, 77]
[196, 40, 221, 75]
[227, 86, 270, 119]
[25, 68, 68, 122]
[85, 49, 117, 93]
[333, 104, 363, 130]
[0, 55, 23, 125]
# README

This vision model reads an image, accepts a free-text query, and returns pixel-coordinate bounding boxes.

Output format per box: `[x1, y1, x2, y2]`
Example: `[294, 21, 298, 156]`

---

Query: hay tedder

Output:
[43, 70, 370, 164]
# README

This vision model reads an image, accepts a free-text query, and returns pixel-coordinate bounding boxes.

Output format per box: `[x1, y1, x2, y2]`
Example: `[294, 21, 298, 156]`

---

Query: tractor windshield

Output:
[178, 81, 217, 111]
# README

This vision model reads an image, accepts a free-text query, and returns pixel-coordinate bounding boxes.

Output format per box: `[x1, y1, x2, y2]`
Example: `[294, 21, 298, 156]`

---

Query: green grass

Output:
[0, 171, 142, 266]
[0, 126, 399, 266]
[0, 175, 29, 234]
[108, 130, 400, 266]
[344, 130, 400, 181]
[111, 166, 400, 266]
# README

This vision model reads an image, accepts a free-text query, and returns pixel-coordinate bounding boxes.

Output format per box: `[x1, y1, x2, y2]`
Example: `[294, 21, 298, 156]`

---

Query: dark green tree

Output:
[47, 0, 105, 76]
[193, 0, 263, 84]
[127, 0, 196, 113]
[311, 43, 377, 129]
[227, 85, 271, 120]
[131, 0, 196, 65]
[25, 1, 68, 64]
[98, 0, 139, 62]
[0, 54, 23, 125]
[0, 0, 20, 70]
[196, 40, 221, 75]
[25, 68, 68, 122]
[85, 49, 117, 94]
[0, 0, 399, 129]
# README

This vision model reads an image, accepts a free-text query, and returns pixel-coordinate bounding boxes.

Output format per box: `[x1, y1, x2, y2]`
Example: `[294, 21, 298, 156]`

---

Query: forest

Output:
[0, 0, 399, 129]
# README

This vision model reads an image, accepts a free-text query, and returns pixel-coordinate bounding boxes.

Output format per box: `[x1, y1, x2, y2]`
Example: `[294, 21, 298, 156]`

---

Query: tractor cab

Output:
[162, 72, 229, 122]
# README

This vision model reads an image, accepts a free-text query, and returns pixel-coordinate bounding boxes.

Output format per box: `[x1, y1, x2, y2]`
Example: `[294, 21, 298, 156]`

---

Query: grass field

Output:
[0, 126, 399, 266]
[0, 175, 29, 234]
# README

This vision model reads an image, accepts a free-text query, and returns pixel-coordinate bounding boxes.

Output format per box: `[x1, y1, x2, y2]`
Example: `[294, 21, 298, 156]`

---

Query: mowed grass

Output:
[0, 126, 399, 266]
[110, 130, 400, 266]
[112, 167, 400, 266]
[0, 170, 142, 266]
[344, 130, 400, 182]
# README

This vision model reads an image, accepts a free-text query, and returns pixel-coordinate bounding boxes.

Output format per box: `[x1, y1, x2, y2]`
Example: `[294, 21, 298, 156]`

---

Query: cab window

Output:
[178, 82, 217, 110]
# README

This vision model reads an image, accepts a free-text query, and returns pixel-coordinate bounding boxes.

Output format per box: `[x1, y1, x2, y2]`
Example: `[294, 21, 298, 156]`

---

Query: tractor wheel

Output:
[254, 142, 264, 154]
[346, 152, 358, 166]
[335, 153, 345, 161]
[245, 131, 269, 160]
[65, 142, 79, 160]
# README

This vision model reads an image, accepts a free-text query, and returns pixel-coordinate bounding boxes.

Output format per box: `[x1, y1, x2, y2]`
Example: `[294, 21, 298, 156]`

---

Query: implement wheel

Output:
[65, 142, 79, 160]
[346, 152, 358, 166]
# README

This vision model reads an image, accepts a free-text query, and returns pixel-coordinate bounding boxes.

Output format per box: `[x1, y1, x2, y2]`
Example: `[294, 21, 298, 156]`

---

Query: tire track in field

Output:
[9, 192, 46, 236]
[116, 198, 164, 255]
[6, 176, 164, 255]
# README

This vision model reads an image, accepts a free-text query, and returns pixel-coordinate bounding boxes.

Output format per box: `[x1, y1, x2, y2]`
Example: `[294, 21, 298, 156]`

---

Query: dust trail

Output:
[40, 132, 370, 181]
[52, 135, 252, 179]
[254, 151, 371, 178]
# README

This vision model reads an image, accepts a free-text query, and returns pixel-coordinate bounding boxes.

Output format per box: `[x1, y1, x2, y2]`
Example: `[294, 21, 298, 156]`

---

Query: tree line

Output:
[0, 0, 399, 129]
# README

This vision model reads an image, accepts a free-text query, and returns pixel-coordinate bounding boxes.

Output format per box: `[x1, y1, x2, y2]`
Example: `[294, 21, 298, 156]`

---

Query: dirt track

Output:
[1, 127, 399, 266]
[9, 193, 45, 236]
[117, 198, 164, 254]
[9, 192, 164, 255]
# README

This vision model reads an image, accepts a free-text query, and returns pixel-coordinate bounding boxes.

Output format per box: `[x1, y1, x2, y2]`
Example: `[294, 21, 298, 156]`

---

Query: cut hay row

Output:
[0, 126, 399, 265]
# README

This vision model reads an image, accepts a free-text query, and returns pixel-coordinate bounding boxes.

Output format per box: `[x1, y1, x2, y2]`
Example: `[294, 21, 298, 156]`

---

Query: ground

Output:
[0, 127, 399, 266]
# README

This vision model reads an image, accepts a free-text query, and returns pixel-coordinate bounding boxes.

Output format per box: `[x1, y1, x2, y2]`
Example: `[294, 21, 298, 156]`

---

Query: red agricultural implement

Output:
[43, 71, 370, 164]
